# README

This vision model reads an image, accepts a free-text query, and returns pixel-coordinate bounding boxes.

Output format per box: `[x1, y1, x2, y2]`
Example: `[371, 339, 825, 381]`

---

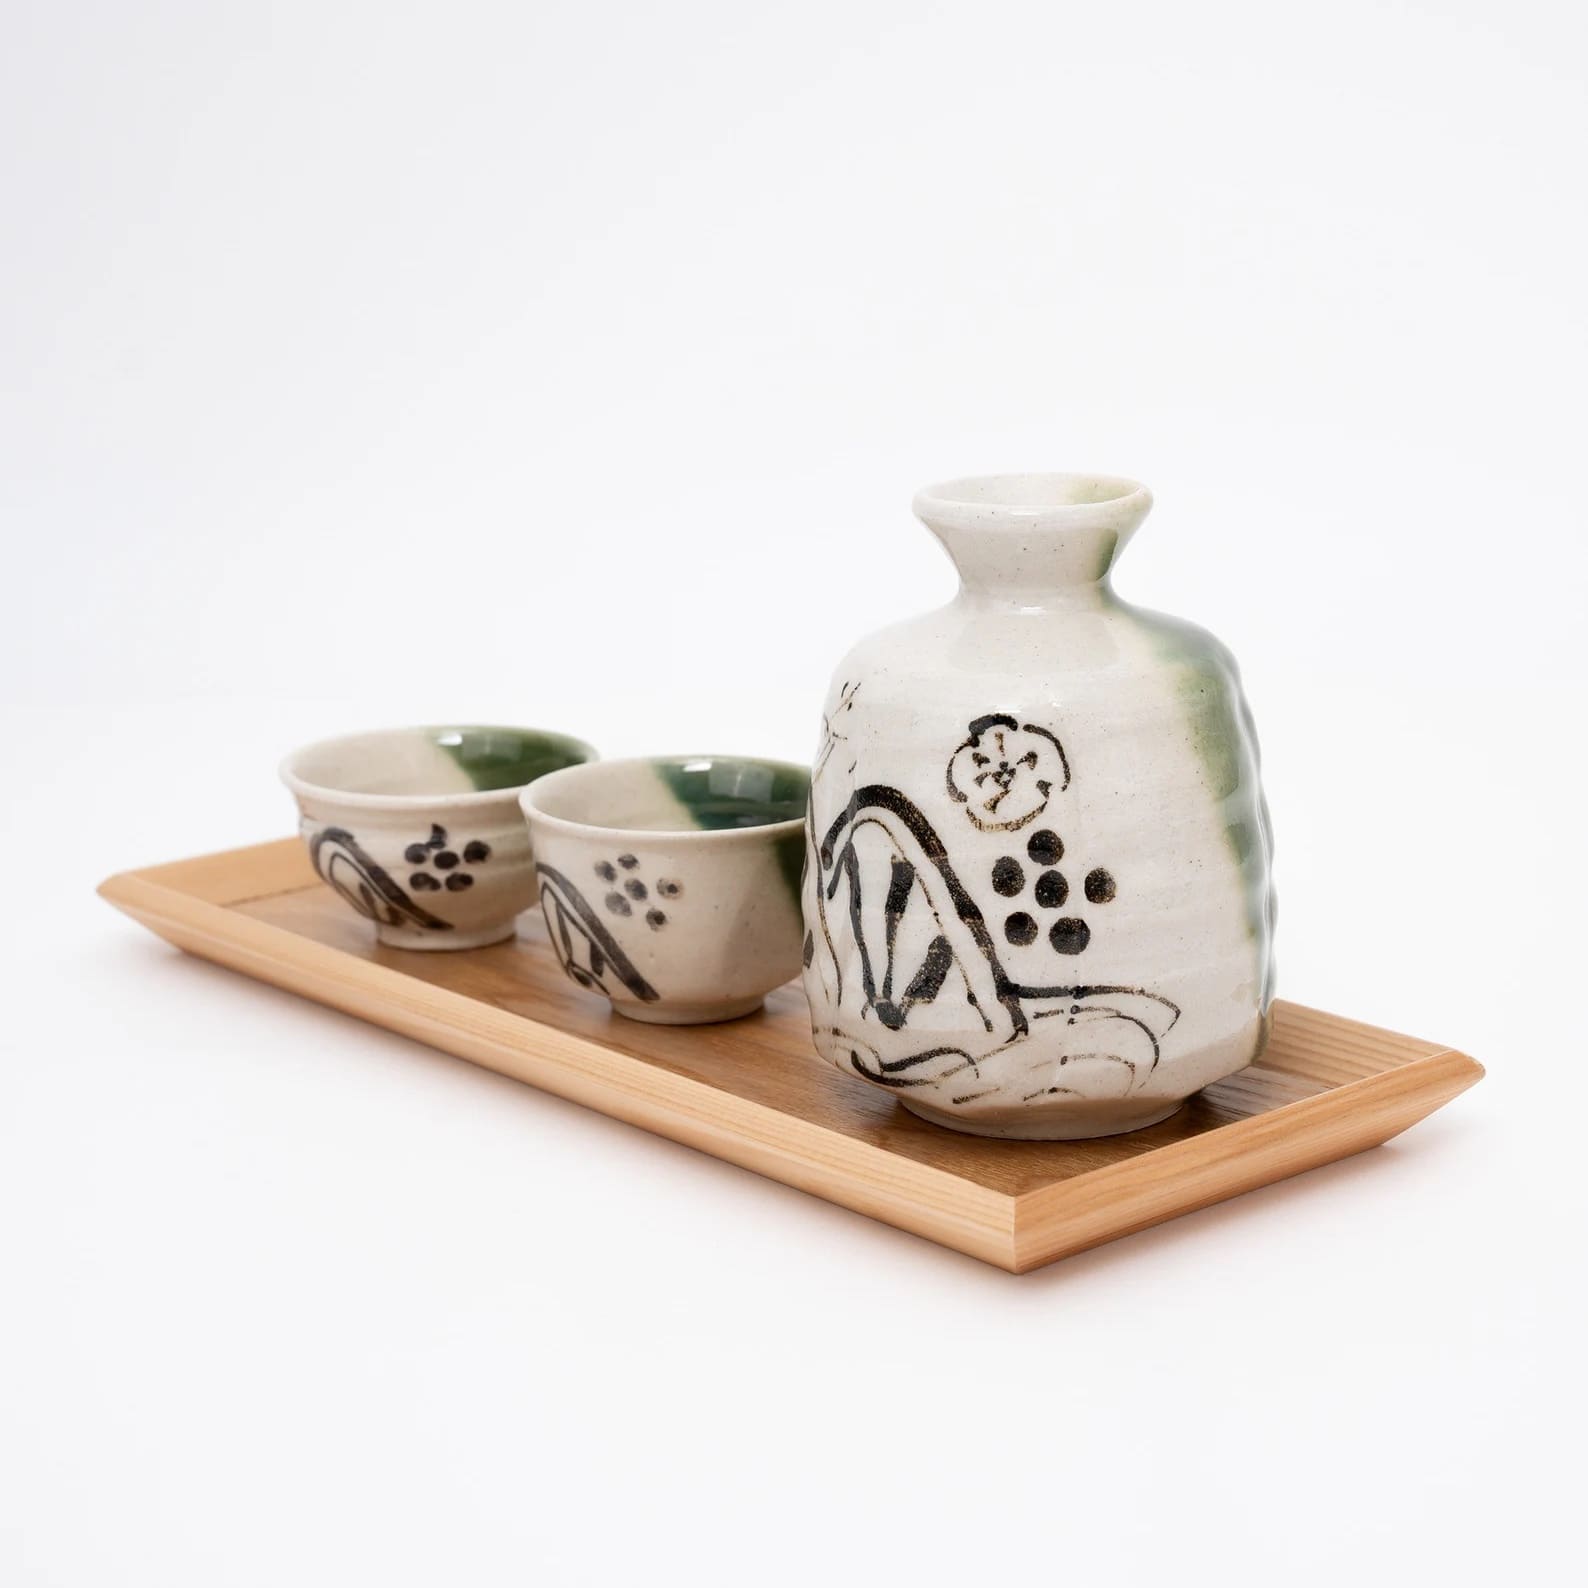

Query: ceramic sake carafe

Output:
[800, 473, 1276, 1140]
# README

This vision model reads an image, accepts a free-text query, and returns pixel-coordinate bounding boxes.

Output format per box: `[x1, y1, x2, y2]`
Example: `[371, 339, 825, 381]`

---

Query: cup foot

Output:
[899, 1096, 1184, 1140]
[375, 921, 517, 952]
[613, 995, 765, 1026]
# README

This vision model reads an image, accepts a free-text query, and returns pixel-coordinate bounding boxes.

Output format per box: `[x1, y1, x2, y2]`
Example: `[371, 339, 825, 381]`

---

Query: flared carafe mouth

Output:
[913, 472, 1153, 597]
[913, 472, 1151, 532]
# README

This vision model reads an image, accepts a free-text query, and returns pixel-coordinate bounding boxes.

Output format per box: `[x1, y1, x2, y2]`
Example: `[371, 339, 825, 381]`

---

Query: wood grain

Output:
[98, 838, 1484, 1272]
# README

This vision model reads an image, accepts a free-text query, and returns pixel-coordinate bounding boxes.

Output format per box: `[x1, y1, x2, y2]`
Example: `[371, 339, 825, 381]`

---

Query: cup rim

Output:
[519, 754, 809, 844]
[280, 723, 599, 812]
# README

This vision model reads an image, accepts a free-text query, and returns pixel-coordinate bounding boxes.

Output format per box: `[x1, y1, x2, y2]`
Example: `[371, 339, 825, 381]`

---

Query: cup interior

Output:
[525, 756, 809, 834]
[285, 726, 596, 801]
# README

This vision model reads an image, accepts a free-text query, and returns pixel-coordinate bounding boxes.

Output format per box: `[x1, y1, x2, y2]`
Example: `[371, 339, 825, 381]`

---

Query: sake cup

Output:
[519, 755, 809, 1024]
[281, 725, 597, 950]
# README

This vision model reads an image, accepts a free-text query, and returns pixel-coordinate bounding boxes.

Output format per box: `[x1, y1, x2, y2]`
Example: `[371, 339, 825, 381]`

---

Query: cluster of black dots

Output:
[988, 827, 1115, 956]
[593, 853, 681, 932]
[404, 823, 489, 893]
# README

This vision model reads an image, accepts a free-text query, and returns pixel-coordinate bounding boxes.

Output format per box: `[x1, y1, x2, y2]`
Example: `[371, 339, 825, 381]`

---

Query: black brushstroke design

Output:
[871, 934, 955, 1031]
[849, 816, 1001, 1034]
[807, 810, 842, 1007]
[804, 700, 1188, 1113]
[881, 857, 914, 1002]
[310, 826, 452, 932]
[820, 783, 1027, 1038]
[814, 678, 860, 783]
[535, 863, 660, 1002]
[835, 1031, 981, 1091]
[807, 680, 861, 1009]
[1031, 998, 1174, 1070]
[1011, 982, 1181, 1021]
[812, 786, 1183, 1095]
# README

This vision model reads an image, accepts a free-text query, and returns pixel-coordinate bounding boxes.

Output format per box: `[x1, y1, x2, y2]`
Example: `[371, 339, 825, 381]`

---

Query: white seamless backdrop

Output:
[3, 3, 1584, 1586]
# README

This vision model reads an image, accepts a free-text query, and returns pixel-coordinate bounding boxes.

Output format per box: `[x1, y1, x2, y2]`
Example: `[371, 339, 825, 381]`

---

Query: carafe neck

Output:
[914, 473, 1152, 611]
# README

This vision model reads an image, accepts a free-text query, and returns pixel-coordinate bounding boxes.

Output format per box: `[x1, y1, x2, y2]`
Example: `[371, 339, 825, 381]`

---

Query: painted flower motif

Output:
[946, 714, 1070, 832]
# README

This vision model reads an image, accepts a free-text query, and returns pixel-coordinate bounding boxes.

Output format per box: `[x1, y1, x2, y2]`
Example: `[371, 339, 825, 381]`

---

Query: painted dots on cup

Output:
[407, 823, 489, 895]
[596, 857, 677, 929]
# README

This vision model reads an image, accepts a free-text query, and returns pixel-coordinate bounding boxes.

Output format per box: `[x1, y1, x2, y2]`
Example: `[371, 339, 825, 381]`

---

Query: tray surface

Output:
[100, 839, 1483, 1272]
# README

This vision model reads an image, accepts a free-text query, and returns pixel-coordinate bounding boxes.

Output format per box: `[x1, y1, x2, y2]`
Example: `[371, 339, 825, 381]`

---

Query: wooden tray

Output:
[99, 839, 1483, 1273]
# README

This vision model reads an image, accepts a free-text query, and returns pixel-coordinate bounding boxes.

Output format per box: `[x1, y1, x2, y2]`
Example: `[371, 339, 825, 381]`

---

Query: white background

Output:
[4, 2, 1585, 1583]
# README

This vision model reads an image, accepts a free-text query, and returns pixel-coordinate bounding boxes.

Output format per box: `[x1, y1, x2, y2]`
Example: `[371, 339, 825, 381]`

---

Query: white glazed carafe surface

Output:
[801, 475, 1275, 1140]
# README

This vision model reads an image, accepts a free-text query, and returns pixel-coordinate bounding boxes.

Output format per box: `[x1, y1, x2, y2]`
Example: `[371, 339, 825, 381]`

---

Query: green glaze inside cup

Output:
[431, 727, 596, 795]
[524, 756, 809, 834]
[283, 725, 597, 804]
